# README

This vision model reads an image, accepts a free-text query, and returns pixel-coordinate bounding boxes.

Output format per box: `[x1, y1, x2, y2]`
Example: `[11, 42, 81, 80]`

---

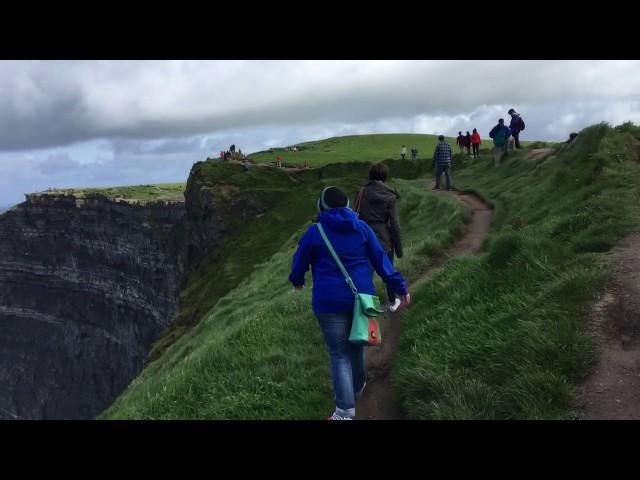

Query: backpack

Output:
[519, 117, 525, 131]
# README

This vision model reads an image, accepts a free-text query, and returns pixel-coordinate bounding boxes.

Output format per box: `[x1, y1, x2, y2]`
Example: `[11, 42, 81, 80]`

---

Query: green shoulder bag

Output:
[317, 223, 384, 346]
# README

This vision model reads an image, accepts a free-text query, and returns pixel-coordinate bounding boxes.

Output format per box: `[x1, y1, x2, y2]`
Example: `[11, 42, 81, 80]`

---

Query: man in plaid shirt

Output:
[432, 135, 453, 190]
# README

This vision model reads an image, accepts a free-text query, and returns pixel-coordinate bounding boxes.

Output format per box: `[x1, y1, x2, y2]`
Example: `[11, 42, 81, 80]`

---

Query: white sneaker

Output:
[389, 298, 402, 313]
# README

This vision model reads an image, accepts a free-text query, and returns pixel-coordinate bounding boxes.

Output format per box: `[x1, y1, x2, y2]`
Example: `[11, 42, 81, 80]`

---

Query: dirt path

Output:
[356, 186, 493, 420]
[525, 147, 554, 160]
[574, 233, 640, 419]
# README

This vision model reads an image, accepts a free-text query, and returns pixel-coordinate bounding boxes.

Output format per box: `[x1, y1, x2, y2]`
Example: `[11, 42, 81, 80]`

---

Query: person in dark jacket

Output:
[456, 131, 465, 153]
[489, 119, 511, 167]
[289, 186, 410, 420]
[432, 135, 453, 190]
[508, 108, 524, 149]
[354, 163, 404, 312]
[465, 131, 472, 155]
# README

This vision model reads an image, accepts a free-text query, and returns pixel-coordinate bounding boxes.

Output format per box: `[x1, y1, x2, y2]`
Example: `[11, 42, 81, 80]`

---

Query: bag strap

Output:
[354, 188, 364, 213]
[317, 223, 358, 295]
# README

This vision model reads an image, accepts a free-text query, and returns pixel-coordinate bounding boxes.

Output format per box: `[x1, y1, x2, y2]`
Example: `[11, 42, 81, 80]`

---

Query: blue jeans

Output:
[315, 312, 366, 416]
[435, 164, 451, 190]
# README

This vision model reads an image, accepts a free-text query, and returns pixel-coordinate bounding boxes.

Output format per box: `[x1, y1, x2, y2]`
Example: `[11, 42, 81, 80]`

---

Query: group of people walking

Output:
[287, 108, 526, 420]
[456, 129, 482, 159]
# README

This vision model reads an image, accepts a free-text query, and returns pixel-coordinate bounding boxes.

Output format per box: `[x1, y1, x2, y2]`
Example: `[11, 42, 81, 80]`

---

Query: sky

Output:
[1, 60, 639, 210]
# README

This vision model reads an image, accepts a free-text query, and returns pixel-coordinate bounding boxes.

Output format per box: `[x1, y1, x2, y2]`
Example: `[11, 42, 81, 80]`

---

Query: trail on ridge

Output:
[356, 185, 493, 420]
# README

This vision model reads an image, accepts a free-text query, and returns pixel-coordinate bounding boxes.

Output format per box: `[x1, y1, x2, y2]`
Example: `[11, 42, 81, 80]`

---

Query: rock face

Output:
[0, 193, 185, 419]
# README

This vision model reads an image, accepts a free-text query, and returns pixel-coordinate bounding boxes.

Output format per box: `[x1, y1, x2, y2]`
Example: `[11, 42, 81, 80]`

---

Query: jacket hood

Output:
[318, 207, 360, 232]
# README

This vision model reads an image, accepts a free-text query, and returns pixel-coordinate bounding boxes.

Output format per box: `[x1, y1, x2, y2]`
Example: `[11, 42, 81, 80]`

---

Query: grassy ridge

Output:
[102, 171, 466, 419]
[394, 123, 640, 419]
[249, 134, 453, 167]
[102, 124, 640, 420]
[54, 183, 186, 202]
[248, 133, 537, 168]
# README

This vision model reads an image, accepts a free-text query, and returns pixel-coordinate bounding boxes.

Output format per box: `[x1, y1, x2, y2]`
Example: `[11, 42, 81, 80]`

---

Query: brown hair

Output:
[369, 162, 389, 182]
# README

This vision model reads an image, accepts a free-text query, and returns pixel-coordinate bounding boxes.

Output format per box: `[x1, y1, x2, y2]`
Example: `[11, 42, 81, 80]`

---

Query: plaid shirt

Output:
[433, 141, 453, 166]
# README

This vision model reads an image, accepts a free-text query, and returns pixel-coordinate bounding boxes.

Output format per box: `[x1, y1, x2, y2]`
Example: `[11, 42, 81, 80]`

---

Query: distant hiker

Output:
[304, 160, 309, 169]
[230, 144, 236, 154]
[289, 186, 410, 420]
[219, 150, 225, 159]
[465, 131, 472, 155]
[224, 151, 231, 160]
[471, 128, 481, 158]
[353, 163, 404, 312]
[400, 145, 407, 160]
[489, 118, 511, 167]
[293, 146, 298, 152]
[411, 147, 418, 161]
[508, 108, 525, 149]
[432, 135, 453, 191]
[456, 131, 465, 153]
[276, 156, 283, 168]
[238, 148, 243, 156]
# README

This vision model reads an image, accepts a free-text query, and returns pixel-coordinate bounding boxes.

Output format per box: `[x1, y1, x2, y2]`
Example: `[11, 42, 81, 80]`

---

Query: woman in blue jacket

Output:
[289, 186, 411, 420]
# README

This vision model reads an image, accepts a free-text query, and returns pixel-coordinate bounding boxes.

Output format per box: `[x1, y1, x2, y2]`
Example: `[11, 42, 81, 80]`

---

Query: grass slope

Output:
[394, 123, 640, 419]
[248, 133, 537, 168]
[102, 163, 466, 419]
[104, 124, 639, 420]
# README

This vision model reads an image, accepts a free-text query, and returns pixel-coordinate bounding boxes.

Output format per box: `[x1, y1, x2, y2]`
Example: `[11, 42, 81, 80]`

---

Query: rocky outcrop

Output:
[0, 193, 184, 419]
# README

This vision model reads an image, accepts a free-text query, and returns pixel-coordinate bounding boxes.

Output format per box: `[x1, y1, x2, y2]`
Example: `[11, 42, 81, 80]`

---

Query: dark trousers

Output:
[465, 145, 471, 155]
[513, 131, 521, 149]
[386, 250, 396, 303]
[472, 143, 479, 157]
[435, 164, 451, 190]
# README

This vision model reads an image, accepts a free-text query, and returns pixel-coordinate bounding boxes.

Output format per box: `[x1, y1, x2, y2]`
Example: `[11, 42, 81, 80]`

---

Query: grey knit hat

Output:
[317, 186, 349, 212]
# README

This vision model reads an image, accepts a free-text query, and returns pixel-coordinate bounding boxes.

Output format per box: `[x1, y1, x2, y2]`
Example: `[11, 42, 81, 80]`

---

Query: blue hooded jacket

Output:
[289, 207, 408, 314]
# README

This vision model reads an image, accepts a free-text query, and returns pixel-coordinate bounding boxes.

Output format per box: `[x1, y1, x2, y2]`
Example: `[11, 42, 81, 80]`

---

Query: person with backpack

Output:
[400, 145, 407, 160]
[353, 163, 404, 312]
[465, 131, 472, 155]
[508, 108, 525, 149]
[489, 119, 511, 167]
[471, 128, 481, 158]
[456, 131, 465, 154]
[289, 186, 410, 421]
[432, 135, 453, 190]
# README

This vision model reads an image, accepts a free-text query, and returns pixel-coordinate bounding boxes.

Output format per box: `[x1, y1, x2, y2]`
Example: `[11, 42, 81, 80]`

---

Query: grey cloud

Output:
[0, 61, 639, 152]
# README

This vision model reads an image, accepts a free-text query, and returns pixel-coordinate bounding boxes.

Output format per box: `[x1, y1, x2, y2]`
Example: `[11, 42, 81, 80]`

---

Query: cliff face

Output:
[0, 193, 185, 419]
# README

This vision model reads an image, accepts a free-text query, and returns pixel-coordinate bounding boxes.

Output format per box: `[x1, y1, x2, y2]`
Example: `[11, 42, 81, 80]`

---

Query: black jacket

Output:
[354, 180, 403, 258]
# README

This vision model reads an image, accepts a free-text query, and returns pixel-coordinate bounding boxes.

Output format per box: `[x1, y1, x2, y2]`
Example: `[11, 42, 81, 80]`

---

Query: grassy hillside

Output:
[248, 133, 537, 168]
[394, 123, 640, 419]
[249, 134, 452, 167]
[102, 161, 466, 419]
[51, 183, 186, 202]
[103, 124, 640, 420]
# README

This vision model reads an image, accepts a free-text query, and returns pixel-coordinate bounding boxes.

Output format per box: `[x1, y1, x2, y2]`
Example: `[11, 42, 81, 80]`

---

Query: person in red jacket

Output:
[471, 128, 481, 159]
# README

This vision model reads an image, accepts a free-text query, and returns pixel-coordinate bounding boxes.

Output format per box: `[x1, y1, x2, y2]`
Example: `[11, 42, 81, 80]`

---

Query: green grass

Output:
[249, 134, 453, 167]
[248, 133, 535, 168]
[393, 123, 640, 419]
[102, 162, 466, 419]
[52, 183, 186, 202]
[103, 124, 640, 420]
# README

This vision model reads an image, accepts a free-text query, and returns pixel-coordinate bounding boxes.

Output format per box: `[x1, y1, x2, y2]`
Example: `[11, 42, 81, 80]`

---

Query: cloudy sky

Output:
[1, 60, 639, 210]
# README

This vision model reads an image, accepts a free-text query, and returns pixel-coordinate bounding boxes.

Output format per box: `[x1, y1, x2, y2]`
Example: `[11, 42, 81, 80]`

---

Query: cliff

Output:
[0, 193, 184, 419]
